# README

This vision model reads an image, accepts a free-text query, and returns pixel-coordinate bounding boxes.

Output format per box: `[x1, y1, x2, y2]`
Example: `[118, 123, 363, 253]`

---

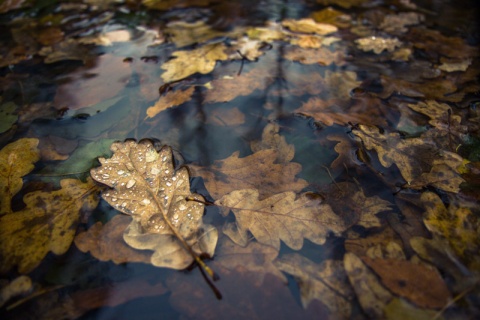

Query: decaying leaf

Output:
[90, 141, 218, 270]
[146, 87, 195, 118]
[282, 18, 338, 35]
[216, 189, 345, 250]
[361, 256, 451, 309]
[275, 253, 353, 316]
[0, 138, 40, 215]
[74, 214, 151, 264]
[355, 36, 402, 54]
[344, 252, 393, 318]
[0, 178, 99, 273]
[421, 192, 480, 266]
[215, 239, 286, 286]
[161, 43, 228, 82]
[190, 149, 308, 200]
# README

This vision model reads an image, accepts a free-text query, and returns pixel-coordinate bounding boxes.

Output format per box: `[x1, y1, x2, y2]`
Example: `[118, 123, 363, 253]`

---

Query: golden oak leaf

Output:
[361, 257, 451, 309]
[74, 214, 151, 264]
[0, 138, 39, 215]
[0, 178, 99, 273]
[161, 43, 228, 82]
[190, 149, 308, 200]
[146, 87, 195, 118]
[421, 191, 480, 266]
[216, 189, 345, 250]
[275, 253, 353, 316]
[282, 18, 338, 35]
[90, 141, 218, 270]
[344, 253, 393, 318]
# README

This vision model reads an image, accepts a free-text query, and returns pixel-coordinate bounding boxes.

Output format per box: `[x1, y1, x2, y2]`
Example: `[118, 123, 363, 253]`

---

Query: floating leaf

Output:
[355, 36, 402, 54]
[146, 87, 195, 118]
[216, 189, 345, 250]
[282, 18, 338, 35]
[90, 141, 218, 271]
[161, 43, 228, 82]
[0, 138, 39, 215]
[344, 252, 393, 318]
[74, 214, 151, 264]
[0, 178, 99, 273]
[361, 257, 451, 309]
[379, 12, 424, 34]
[250, 123, 295, 164]
[190, 149, 308, 200]
[275, 253, 353, 316]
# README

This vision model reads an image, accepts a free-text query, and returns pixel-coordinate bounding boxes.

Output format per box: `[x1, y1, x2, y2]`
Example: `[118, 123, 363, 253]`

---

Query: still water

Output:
[1, 0, 479, 319]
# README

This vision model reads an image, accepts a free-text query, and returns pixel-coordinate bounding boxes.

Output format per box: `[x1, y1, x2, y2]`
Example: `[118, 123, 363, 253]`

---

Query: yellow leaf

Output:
[282, 18, 338, 35]
[146, 87, 195, 118]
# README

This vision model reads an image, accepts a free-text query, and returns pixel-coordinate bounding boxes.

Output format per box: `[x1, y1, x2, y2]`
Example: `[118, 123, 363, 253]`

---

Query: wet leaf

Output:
[146, 87, 195, 118]
[275, 253, 353, 316]
[216, 189, 345, 250]
[205, 107, 245, 126]
[0, 178, 99, 273]
[438, 58, 472, 72]
[380, 12, 424, 34]
[311, 7, 351, 28]
[384, 298, 441, 320]
[0, 101, 18, 134]
[161, 43, 228, 82]
[190, 149, 308, 200]
[283, 46, 345, 66]
[0, 138, 39, 215]
[355, 36, 402, 54]
[0, 276, 32, 308]
[215, 239, 286, 286]
[74, 214, 151, 264]
[90, 141, 218, 270]
[361, 257, 451, 309]
[250, 123, 294, 164]
[421, 192, 480, 267]
[282, 18, 338, 35]
[344, 252, 393, 318]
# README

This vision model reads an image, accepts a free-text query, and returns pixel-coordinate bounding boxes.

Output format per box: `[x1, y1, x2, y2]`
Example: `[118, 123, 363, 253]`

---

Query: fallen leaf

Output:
[205, 107, 246, 126]
[250, 123, 295, 164]
[290, 34, 340, 48]
[282, 18, 338, 35]
[38, 38, 92, 64]
[379, 75, 458, 101]
[355, 36, 402, 54]
[283, 46, 345, 66]
[361, 257, 451, 309]
[161, 43, 228, 82]
[216, 189, 345, 250]
[165, 20, 240, 48]
[327, 134, 360, 169]
[146, 86, 195, 118]
[246, 21, 286, 42]
[275, 253, 353, 316]
[74, 214, 151, 264]
[0, 101, 18, 134]
[421, 191, 480, 266]
[438, 58, 472, 72]
[384, 298, 441, 320]
[0, 178, 99, 273]
[380, 12, 424, 34]
[0, 276, 32, 308]
[215, 238, 286, 286]
[0, 138, 39, 215]
[90, 141, 218, 270]
[190, 149, 308, 200]
[311, 7, 351, 28]
[344, 252, 393, 318]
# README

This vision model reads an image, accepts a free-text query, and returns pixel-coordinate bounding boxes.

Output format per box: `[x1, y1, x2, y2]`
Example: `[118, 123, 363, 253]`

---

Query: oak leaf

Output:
[0, 138, 39, 215]
[146, 87, 195, 118]
[275, 253, 353, 316]
[250, 122, 294, 164]
[90, 141, 218, 270]
[216, 189, 345, 250]
[0, 178, 99, 273]
[74, 214, 151, 264]
[190, 149, 308, 200]
[161, 43, 228, 82]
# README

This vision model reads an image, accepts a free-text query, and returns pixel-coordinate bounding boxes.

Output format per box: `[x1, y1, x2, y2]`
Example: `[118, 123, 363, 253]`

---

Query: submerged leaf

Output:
[216, 189, 345, 250]
[275, 253, 353, 316]
[90, 141, 218, 270]
[0, 138, 39, 215]
[0, 179, 99, 273]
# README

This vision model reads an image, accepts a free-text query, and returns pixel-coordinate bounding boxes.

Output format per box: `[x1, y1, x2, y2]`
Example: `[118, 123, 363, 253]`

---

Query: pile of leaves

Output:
[1, 0, 480, 319]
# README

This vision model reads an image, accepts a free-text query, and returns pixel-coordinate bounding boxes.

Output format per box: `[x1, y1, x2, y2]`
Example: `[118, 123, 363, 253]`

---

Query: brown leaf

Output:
[345, 227, 403, 259]
[0, 138, 39, 215]
[379, 75, 458, 101]
[190, 149, 308, 200]
[216, 189, 345, 250]
[250, 123, 294, 163]
[90, 141, 218, 270]
[205, 107, 246, 126]
[361, 257, 451, 309]
[327, 134, 359, 169]
[0, 178, 99, 273]
[344, 252, 393, 318]
[283, 46, 345, 66]
[74, 214, 151, 264]
[380, 12, 424, 34]
[146, 87, 194, 118]
[275, 253, 353, 316]
[310, 7, 351, 28]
